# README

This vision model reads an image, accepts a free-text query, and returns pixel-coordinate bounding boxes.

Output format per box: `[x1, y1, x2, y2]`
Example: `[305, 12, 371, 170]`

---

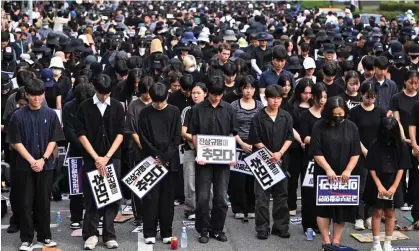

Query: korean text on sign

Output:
[196, 135, 236, 164]
[230, 148, 252, 175]
[67, 157, 83, 195]
[87, 164, 122, 209]
[122, 156, 168, 199]
[316, 175, 360, 206]
[244, 148, 286, 190]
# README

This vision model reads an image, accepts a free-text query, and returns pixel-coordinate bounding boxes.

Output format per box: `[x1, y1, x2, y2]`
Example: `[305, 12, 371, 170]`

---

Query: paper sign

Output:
[230, 148, 252, 175]
[196, 135, 236, 164]
[244, 148, 286, 190]
[122, 156, 168, 199]
[67, 157, 83, 195]
[302, 160, 314, 188]
[87, 164, 122, 209]
[316, 175, 360, 206]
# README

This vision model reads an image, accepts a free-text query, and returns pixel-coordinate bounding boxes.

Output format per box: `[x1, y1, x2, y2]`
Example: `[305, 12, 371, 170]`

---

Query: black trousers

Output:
[82, 159, 120, 242]
[287, 147, 304, 211]
[18, 169, 54, 242]
[70, 194, 84, 222]
[9, 150, 20, 226]
[142, 172, 175, 238]
[229, 172, 255, 215]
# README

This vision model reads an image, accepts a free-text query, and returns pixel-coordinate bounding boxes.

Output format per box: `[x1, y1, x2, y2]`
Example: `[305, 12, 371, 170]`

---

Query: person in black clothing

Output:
[299, 83, 327, 235]
[7, 79, 65, 250]
[75, 74, 125, 250]
[310, 96, 361, 249]
[63, 83, 95, 230]
[349, 82, 386, 231]
[248, 85, 294, 240]
[364, 117, 411, 251]
[339, 71, 362, 110]
[287, 78, 313, 216]
[319, 62, 344, 98]
[187, 76, 238, 244]
[137, 82, 181, 245]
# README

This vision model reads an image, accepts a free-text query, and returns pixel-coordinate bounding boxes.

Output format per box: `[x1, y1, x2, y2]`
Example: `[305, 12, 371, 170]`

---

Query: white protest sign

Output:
[230, 148, 253, 175]
[87, 164, 122, 209]
[302, 160, 315, 188]
[244, 148, 286, 190]
[179, 143, 185, 164]
[122, 156, 168, 199]
[196, 135, 236, 164]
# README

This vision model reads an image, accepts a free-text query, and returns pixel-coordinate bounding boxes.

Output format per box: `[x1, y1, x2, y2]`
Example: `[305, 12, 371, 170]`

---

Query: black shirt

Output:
[187, 98, 238, 136]
[365, 140, 411, 174]
[349, 105, 386, 149]
[137, 104, 181, 168]
[390, 91, 419, 139]
[339, 92, 362, 110]
[248, 108, 294, 154]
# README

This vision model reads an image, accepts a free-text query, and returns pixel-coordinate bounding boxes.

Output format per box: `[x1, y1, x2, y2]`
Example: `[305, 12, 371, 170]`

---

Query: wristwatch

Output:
[42, 156, 48, 162]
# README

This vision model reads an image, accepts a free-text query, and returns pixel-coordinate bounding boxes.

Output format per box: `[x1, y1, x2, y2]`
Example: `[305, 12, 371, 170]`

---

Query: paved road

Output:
[1, 195, 418, 251]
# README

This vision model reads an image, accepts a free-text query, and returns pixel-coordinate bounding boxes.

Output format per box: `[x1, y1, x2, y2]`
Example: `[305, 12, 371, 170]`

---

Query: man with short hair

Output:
[7, 79, 64, 251]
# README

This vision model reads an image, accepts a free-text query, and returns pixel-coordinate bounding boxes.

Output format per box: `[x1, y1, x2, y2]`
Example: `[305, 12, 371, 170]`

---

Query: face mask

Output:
[52, 69, 62, 76]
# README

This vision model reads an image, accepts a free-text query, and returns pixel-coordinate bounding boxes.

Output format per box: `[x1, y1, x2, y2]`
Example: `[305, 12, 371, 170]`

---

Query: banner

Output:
[244, 148, 286, 190]
[316, 175, 360, 206]
[87, 164, 122, 209]
[196, 135, 236, 164]
[122, 156, 168, 199]
[302, 160, 314, 188]
[230, 148, 252, 175]
[67, 157, 83, 195]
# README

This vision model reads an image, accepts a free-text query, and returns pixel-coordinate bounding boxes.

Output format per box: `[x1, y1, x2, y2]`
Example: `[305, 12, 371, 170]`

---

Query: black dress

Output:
[309, 119, 362, 223]
[363, 140, 411, 209]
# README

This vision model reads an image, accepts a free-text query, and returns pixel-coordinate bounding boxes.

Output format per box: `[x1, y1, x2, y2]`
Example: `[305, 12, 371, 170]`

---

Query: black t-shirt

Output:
[349, 105, 386, 149]
[339, 92, 362, 110]
[45, 85, 61, 109]
[390, 91, 419, 139]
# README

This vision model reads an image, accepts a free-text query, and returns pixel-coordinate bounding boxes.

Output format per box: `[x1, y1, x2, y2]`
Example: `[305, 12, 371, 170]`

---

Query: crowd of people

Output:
[1, 1, 419, 251]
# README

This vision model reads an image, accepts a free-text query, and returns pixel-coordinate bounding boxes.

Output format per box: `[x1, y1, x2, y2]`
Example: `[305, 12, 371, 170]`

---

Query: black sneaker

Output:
[7, 224, 19, 233]
[271, 229, 290, 238]
[199, 229, 209, 244]
[209, 231, 228, 242]
[257, 231, 268, 240]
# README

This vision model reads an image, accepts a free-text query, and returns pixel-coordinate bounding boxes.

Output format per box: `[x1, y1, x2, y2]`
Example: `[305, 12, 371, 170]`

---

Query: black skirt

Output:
[363, 172, 404, 209]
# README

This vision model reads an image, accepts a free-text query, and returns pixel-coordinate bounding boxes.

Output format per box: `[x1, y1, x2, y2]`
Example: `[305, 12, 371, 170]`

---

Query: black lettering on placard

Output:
[92, 175, 109, 204]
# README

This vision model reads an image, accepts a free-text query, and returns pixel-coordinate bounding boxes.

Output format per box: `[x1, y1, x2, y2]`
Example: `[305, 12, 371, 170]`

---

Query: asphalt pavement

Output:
[1, 194, 418, 251]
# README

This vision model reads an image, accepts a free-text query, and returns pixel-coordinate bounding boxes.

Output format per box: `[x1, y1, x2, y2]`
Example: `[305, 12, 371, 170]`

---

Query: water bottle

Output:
[180, 227, 188, 248]
[306, 228, 313, 241]
[56, 211, 63, 232]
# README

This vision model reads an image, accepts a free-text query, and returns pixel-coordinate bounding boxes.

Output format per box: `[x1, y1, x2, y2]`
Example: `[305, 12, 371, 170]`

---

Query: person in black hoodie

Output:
[62, 83, 95, 230]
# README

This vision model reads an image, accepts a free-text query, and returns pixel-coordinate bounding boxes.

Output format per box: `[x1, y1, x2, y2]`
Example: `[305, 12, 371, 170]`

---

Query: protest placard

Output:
[196, 135, 236, 164]
[230, 148, 252, 175]
[67, 157, 83, 195]
[302, 160, 314, 188]
[244, 148, 286, 190]
[122, 156, 168, 199]
[87, 164, 122, 209]
[316, 175, 360, 206]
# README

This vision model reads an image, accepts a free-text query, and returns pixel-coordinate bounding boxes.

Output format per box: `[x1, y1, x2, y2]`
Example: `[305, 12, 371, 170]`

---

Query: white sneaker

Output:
[162, 237, 172, 244]
[248, 213, 255, 219]
[355, 219, 365, 230]
[289, 210, 297, 216]
[187, 214, 196, 220]
[145, 237, 156, 244]
[19, 242, 33, 251]
[235, 213, 244, 219]
[38, 239, 57, 247]
[371, 242, 383, 251]
[383, 242, 393, 251]
[105, 240, 119, 249]
[84, 236, 99, 250]
[366, 217, 372, 230]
